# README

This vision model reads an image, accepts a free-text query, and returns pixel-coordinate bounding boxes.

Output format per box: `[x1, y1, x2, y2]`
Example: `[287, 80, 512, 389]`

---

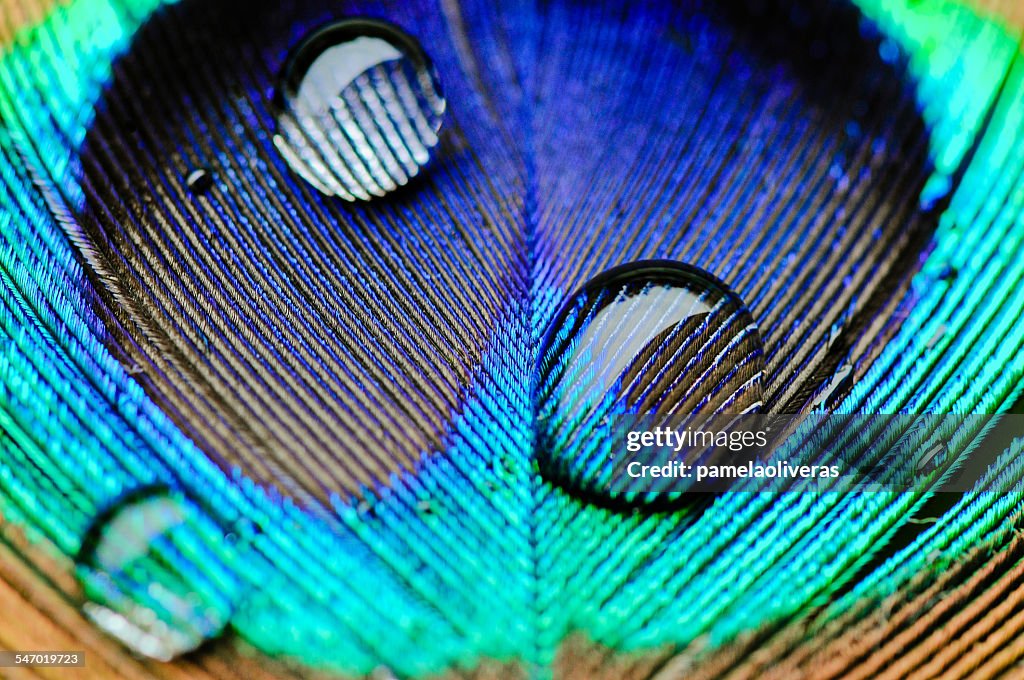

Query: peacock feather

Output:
[1, 0, 1023, 677]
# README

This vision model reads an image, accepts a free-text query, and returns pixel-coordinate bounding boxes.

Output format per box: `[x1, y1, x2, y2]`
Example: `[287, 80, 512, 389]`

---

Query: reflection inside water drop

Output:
[185, 168, 213, 194]
[536, 261, 765, 501]
[274, 18, 446, 201]
[76, 489, 243, 661]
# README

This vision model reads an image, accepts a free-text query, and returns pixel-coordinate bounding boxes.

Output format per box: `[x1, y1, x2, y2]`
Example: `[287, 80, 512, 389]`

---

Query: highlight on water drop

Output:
[74, 488, 245, 661]
[535, 260, 765, 502]
[185, 167, 213, 194]
[274, 18, 447, 201]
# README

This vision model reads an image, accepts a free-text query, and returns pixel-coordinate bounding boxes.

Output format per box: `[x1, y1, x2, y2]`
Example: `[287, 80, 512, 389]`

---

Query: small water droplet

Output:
[185, 168, 213, 194]
[76, 489, 243, 661]
[274, 19, 446, 201]
[535, 261, 765, 500]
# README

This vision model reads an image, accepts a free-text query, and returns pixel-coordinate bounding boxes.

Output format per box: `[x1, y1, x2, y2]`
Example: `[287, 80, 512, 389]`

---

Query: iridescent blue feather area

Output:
[1, 0, 1023, 676]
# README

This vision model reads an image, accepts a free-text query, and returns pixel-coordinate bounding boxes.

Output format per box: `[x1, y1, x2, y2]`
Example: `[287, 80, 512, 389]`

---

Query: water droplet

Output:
[274, 19, 446, 201]
[535, 261, 765, 499]
[76, 489, 243, 661]
[185, 168, 213, 194]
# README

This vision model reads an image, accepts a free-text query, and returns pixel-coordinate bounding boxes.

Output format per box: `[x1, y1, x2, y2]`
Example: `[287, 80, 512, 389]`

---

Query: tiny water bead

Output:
[75, 489, 245, 661]
[535, 261, 765, 500]
[274, 18, 446, 201]
[185, 167, 213, 194]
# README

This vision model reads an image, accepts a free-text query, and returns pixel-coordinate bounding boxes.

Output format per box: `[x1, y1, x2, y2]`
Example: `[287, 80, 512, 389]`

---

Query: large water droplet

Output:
[76, 489, 243, 661]
[274, 19, 446, 201]
[536, 261, 765, 501]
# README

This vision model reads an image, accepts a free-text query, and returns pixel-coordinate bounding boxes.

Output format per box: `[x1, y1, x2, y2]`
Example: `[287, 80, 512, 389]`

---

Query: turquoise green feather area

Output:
[1, 0, 1024, 677]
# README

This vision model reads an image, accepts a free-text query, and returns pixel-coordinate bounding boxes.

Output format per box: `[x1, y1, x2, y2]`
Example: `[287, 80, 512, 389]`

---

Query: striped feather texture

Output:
[74, 0, 934, 502]
[1, 0, 1024, 678]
